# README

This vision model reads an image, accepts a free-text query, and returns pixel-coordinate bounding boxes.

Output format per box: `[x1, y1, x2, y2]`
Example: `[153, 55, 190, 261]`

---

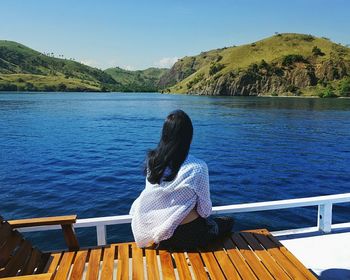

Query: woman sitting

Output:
[130, 110, 233, 250]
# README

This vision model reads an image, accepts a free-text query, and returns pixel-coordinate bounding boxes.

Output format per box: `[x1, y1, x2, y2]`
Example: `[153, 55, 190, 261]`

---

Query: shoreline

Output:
[0, 90, 349, 99]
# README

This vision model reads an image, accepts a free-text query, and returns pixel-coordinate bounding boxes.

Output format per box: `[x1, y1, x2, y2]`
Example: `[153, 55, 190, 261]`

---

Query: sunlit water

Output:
[1, 92, 349, 250]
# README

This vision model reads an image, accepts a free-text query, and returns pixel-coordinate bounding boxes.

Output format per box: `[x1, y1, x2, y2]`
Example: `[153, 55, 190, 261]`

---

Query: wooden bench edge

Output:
[8, 215, 77, 228]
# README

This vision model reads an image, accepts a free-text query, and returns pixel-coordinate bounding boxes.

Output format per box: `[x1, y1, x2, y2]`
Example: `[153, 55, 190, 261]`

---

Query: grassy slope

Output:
[2, 35, 349, 94]
[0, 40, 168, 92]
[0, 40, 119, 91]
[169, 33, 350, 94]
[0, 73, 101, 91]
[104, 67, 169, 91]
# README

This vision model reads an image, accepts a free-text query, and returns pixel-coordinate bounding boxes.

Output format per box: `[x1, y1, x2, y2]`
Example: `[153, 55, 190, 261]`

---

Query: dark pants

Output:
[158, 216, 234, 251]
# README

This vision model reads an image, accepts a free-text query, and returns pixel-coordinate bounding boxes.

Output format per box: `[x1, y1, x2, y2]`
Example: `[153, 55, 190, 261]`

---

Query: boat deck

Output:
[1, 228, 317, 279]
[26, 229, 317, 279]
[279, 227, 350, 279]
[5, 193, 350, 279]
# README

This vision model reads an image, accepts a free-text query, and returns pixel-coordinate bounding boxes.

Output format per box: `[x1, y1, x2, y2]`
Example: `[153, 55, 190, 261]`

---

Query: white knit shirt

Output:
[129, 155, 212, 247]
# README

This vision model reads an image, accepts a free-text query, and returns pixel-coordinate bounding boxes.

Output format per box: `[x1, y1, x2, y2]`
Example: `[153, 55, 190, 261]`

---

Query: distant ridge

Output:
[0, 40, 118, 91]
[1, 34, 350, 96]
[105, 67, 168, 92]
[160, 33, 350, 97]
[0, 41, 168, 92]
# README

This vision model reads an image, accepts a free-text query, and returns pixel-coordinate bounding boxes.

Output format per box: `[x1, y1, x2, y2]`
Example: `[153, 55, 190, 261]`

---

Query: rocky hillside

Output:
[160, 34, 350, 97]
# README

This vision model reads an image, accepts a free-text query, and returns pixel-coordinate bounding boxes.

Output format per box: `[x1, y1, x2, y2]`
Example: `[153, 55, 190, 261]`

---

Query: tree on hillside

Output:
[209, 63, 224, 75]
[0, 83, 17, 91]
[312, 46, 325, 56]
[248, 63, 259, 73]
[339, 78, 350, 97]
[318, 84, 337, 98]
[259, 59, 269, 69]
[282, 54, 307, 66]
[25, 82, 35, 91]
[58, 83, 67, 91]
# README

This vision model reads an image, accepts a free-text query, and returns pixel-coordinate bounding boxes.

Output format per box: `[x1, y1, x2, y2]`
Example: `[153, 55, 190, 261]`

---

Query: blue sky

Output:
[1, 0, 349, 70]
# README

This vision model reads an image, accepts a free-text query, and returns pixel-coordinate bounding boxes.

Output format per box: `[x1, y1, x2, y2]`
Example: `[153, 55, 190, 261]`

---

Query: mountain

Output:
[0, 40, 121, 91]
[105, 67, 169, 92]
[0, 41, 169, 92]
[2, 35, 350, 96]
[160, 33, 350, 97]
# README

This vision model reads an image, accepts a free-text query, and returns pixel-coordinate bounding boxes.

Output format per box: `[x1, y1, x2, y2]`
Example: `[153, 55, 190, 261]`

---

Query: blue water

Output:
[1, 92, 350, 250]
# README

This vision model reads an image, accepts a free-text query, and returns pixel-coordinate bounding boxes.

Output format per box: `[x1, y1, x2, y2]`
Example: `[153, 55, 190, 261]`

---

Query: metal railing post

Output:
[318, 203, 333, 233]
[96, 225, 107, 246]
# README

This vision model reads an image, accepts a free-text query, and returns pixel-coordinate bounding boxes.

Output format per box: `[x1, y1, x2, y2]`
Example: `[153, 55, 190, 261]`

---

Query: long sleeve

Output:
[193, 162, 212, 217]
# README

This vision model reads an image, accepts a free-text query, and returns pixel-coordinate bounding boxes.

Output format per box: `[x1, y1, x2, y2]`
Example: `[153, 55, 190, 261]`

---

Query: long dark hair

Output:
[146, 110, 193, 184]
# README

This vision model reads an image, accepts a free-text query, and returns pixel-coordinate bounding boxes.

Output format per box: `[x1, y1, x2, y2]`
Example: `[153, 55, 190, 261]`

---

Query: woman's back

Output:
[130, 110, 233, 249]
[130, 154, 212, 247]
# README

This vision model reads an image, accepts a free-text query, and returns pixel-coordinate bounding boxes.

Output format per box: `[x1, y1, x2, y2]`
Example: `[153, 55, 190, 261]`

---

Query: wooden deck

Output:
[40, 229, 316, 279]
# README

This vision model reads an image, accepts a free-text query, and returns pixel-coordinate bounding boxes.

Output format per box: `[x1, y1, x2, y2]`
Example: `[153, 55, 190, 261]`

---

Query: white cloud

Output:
[80, 59, 99, 67]
[81, 58, 120, 69]
[154, 57, 179, 68]
[123, 65, 136, 71]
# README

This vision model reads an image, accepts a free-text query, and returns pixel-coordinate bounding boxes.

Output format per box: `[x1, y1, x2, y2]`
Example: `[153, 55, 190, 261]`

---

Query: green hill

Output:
[160, 33, 350, 97]
[0, 41, 168, 92]
[105, 67, 169, 92]
[2, 35, 350, 96]
[0, 40, 121, 91]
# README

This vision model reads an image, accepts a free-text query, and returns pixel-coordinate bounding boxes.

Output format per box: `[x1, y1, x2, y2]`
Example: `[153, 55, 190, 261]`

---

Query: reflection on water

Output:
[210, 96, 350, 111]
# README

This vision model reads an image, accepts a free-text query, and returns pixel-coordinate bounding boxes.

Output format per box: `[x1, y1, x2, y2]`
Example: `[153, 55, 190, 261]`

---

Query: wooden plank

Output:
[61, 224, 79, 251]
[205, 238, 241, 280]
[20, 248, 42, 275]
[200, 251, 225, 280]
[2, 273, 53, 280]
[187, 252, 208, 280]
[47, 253, 62, 274]
[0, 240, 32, 277]
[145, 249, 160, 280]
[253, 232, 310, 279]
[173, 252, 192, 279]
[240, 232, 291, 280]
[132, 244, 145, 280]
[117, 243, 129, 280]
[70, 250, 88, 280]
[53, 251, 75, 280]
[259, 229, 317, 280]
[8, 215, 77, 228]
[100, 246, 115, 280]
[86, 248, 102, 280]
[213, 247, 241, 280]
[0, 231, 22, 267]
[231, 233, 274, 280]
[223, 237, 257, 280]
[158, 250, 175, 280]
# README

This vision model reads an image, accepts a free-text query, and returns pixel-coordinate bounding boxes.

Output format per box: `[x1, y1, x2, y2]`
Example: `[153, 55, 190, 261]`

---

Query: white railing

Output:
[17, 193, 350, 246]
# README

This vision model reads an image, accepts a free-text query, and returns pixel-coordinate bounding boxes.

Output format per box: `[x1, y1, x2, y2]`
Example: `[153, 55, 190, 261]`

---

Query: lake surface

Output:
[1, 92, 349, 250]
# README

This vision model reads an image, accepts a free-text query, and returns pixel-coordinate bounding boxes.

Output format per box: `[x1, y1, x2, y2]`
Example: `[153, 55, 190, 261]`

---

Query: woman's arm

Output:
[193, 163, 212, 217]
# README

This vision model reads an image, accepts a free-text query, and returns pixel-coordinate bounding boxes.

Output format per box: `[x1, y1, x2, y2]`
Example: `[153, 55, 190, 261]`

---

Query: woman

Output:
[130, 110, 233, 250]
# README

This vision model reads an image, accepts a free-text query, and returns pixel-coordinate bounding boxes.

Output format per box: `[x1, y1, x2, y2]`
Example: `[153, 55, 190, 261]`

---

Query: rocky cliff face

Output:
[188, 60, 350, 96]
[160, 34, 350, 96]
[158, 57, 198, 88]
